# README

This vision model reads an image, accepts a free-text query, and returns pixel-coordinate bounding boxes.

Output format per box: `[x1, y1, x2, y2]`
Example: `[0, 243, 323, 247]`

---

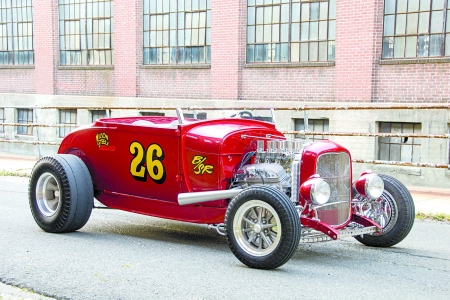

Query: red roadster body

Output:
[29, 109, 415, 269]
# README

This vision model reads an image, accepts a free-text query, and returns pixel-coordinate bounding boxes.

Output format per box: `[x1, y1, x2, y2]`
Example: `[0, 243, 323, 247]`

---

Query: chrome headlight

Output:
[355, 172, 384, 200]
[300, 175, 331, 205]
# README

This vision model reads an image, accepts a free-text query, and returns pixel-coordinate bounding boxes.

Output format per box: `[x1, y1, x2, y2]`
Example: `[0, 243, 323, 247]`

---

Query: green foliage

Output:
[416, 212, 450, 222]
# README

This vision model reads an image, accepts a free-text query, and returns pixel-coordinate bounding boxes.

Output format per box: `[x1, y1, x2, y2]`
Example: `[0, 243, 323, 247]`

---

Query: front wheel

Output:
[29, 154, 94, 233]
[354, 174, 415, 247]
[224, 186, 301, 269]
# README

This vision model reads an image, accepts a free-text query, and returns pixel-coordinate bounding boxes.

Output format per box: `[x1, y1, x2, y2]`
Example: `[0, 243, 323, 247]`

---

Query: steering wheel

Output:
[230, 110, 253, 119]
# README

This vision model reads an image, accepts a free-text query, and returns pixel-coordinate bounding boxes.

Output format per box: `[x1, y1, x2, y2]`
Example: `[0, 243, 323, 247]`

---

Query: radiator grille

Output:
[315, 152, 351, 226]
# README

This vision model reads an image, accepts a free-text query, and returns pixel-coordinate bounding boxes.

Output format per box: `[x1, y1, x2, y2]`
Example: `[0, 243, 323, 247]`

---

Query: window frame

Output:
[294, 118, 329, 141]
[90, 109, 106, 122]
[142, 0, 211, 65]
[382, 0, 450, 59]
[0, 108, 5, 133]
[58, 0, 114, 66]
[378, 121, 422, 163]
[16, 108, 33, 135]
[59, 109, 77, 138]
[246, 0, 336, 64]
[0, 0, 34, 65]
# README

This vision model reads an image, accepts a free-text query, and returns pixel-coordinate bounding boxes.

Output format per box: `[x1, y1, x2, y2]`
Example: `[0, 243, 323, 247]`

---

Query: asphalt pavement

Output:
[1, 152, 449, 299]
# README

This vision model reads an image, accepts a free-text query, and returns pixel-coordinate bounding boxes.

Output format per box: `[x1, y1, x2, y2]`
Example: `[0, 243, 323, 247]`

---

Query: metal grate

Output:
[315, 152, 351, 226]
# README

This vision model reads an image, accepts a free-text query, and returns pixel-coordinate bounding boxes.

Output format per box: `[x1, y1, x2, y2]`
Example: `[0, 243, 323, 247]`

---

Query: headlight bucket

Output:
[354, 171, 384, 200]
[300, 175, 331, 205]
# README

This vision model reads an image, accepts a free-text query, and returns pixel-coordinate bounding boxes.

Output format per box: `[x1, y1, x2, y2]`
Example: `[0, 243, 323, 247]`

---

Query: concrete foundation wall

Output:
[1, 93, 449, 188]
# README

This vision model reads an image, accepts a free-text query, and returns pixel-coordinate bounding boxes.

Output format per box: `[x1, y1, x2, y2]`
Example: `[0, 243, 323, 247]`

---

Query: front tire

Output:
[354, 174, 415, 247]
[225, 186, 301, 269]
[29, 154, 94, 233]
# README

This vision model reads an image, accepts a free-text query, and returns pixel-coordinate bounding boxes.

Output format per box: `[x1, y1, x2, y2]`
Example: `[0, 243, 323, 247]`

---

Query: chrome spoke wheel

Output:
[361, 190, 398, 236]
[36, 172, 61, 217]
[233, 200, 281, 257]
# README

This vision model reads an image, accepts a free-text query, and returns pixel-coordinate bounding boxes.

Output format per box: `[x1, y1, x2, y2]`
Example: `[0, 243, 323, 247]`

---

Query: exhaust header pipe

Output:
[178, 189, 242, 206]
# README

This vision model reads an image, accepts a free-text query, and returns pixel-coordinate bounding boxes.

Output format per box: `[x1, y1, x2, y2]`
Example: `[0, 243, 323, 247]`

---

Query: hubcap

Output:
[359, 190, 398, 236]
[36, 172, 61, 217]
[233, 200, 281, 257]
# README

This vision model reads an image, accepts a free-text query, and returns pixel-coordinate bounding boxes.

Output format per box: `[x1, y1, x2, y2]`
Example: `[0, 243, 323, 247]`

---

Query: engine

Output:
[234, 139, 304, 203]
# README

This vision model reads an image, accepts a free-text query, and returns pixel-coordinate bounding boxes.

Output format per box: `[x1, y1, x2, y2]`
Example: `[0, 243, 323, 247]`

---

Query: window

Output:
[59, 109, 77, 138]
[184, 112, 207, 119]
[0, 108, 5, 132]
[378, 122, 421, 162]
[295, 118, 329, 141]
[140, 111, 165, 116]
[246, 0, 336, 63]
[448, 124, 450, 164]
[382, 0, 450, 59]
[0, 0, 34, 65]
[16, 108, 32, 135]
[59, 0, 114, 65]
[91, 109, 106, 122]
[143, 0, 211, 65]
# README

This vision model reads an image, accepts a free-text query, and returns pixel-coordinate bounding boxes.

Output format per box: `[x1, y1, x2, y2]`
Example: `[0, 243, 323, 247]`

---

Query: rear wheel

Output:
[354, 174, 415, 247]
[225, 186, 300, 269]
[29, 154, 93, 233]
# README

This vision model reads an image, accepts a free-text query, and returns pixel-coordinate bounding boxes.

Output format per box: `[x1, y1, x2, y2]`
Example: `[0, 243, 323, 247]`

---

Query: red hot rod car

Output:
[29, 109, 415, 269]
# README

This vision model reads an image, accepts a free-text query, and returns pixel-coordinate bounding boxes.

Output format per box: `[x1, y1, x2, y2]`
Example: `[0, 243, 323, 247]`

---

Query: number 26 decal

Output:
[129, 141, 166, 184]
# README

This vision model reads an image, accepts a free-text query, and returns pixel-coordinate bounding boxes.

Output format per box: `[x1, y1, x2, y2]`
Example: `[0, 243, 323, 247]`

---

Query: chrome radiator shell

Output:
[314, 152, 351, 226]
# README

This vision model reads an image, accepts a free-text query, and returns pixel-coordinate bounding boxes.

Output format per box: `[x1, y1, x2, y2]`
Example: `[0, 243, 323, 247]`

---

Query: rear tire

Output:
[354, 174, 415, 247]
[225, 186, 300, 269]
[29, 154, 93, 233]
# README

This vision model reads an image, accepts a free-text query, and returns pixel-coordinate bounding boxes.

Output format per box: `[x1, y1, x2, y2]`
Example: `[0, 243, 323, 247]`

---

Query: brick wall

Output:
[335, 0, 379, 102]
[1, 0, 450, 103]
[0, 69, 35, 93]
[374, 63, 450, 102]
[139, 68, 212, 99]
[241, 67, 336, 101]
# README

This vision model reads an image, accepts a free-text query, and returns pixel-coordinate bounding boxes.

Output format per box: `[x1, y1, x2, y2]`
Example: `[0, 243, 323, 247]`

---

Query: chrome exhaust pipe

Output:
[178, 189, 242, 206]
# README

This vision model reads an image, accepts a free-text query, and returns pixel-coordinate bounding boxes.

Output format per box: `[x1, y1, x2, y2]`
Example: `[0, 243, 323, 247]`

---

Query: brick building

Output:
[0, 0, 449, 187]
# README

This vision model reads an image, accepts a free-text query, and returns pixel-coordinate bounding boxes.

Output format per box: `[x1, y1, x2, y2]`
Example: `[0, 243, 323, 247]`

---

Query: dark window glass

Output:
[59, 0, 114, 65]
[140, 111, 165, 116]
[143, 0, 211, 65]
[59, 109, 77, 138]
[382, 0, 450, 58]
[184, 112, 207, 119]
[91, 109, 106, 122]
[247, 0, 336, 63]
[0, 108, 4, 133]
[17, 108, 33, 135]
[0, 0, 34, 65]
[295, 118, 329, 141]
[378, 122, 421, 163]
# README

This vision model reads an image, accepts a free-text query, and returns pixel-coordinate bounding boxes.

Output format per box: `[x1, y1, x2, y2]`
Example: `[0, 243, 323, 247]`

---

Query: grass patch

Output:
[416, 212, 450, 222]
[0, 169, 30, 177]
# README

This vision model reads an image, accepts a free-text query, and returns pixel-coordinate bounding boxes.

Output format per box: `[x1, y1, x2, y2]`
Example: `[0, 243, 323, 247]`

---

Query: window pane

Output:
[406, 13, 419, 34]
[417, 35, 429, 56]
[429, 34, 441, 56]
[395, 14, 406, 35]
[430, 10, 443, 33]
[385, 0, 396, 14]
[446, 33, 450, 56]
[418, 12, 430, 33]
[405, 36, 418, 57]
[384, 15, 395, 36]
[394, 37, 405, 58]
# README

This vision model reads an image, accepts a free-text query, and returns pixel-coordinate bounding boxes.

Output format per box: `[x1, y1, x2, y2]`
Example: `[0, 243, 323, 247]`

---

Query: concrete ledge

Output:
[379, 57, 450, 65]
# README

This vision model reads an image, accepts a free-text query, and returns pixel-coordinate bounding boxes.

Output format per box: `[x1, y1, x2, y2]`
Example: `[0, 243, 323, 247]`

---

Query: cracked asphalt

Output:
[1, 176, 449, 300]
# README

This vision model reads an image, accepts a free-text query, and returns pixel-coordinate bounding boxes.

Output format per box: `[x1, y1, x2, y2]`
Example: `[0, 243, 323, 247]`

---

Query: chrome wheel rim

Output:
[360, 190, 398, 236]
[36, 172, 61, 217]
[233, 200, 281, 257]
